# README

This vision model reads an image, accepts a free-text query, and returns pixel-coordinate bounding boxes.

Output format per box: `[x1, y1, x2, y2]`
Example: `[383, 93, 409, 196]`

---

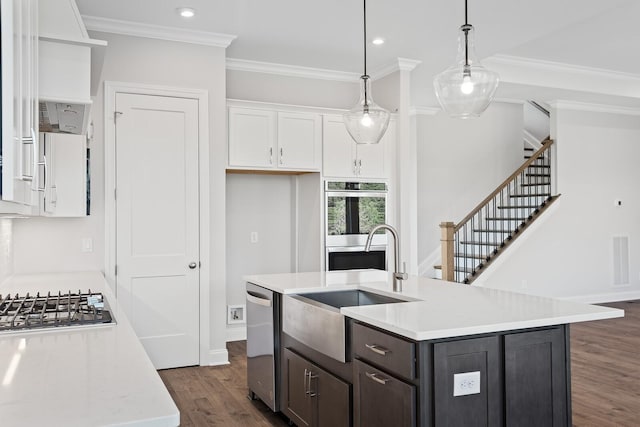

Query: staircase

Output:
[436, 138, 560, 284]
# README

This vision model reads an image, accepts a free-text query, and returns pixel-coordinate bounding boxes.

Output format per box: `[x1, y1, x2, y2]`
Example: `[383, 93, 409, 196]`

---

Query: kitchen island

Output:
[0, 272, 179, 427]
[245, 270, 623, 427]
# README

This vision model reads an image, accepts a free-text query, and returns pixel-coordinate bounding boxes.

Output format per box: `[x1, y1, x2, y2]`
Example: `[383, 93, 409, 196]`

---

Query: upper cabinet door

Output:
[322, 115, 356, 178]
[357, 120, 394, 179]
[228, 107, 276, 169]
[277, 112, 321, 170]
[0, 0, 37, 208]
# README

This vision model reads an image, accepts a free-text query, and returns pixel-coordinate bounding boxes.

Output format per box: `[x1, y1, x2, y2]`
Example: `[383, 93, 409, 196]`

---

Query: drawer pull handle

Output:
[365, 371, 389, 385]
[365, 344, 390, 356]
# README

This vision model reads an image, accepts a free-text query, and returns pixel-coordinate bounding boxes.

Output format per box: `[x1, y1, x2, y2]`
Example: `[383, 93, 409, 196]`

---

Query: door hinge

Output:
[115, 265, 118, 276]
[114, 188, 117, 200]
[114, 111, 123, 122]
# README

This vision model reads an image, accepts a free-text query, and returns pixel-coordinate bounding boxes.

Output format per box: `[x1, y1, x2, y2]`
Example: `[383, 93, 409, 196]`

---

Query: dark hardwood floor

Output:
[159, 300, 639, 426]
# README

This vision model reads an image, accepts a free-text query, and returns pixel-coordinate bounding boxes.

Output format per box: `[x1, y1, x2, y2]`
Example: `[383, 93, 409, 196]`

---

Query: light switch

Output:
[250, 232, 258, 244]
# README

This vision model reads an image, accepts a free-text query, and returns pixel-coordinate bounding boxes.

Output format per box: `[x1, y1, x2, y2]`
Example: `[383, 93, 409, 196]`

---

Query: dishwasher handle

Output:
[246, 290, 272, 307]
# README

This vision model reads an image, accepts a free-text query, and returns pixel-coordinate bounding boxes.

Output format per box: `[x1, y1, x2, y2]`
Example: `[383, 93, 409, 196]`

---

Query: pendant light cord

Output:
[362, 0, 369, 108]
[463, 0, 470, 68]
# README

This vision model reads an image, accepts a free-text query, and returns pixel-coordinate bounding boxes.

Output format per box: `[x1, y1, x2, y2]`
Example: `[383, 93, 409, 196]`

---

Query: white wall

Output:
[227, 69, 357, 109]
[0, 219, 13, 283]
[12, 217, 103, 273]
[416, 102, 524, 267]
[12, 31, 230, 363]
[478, 108, 640, 301]
[226, 173, 295, 308]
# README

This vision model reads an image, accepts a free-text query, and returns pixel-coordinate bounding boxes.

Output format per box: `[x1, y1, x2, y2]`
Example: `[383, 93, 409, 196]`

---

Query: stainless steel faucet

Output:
[364, 224, 408, 291]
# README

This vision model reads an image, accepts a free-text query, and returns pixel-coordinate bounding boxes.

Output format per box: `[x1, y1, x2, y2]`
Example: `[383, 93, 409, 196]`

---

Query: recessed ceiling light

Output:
[176, 7, 196, 18]
[372, 38, 385, 45]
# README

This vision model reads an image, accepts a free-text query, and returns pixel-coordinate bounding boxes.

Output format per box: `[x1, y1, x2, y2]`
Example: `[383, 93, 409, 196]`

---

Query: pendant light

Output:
[343, 0, 390, 144]
[433, 0, 499, 118]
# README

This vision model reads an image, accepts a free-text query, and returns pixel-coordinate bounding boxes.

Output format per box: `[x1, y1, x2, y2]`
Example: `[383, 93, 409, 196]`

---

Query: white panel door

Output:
[115, 93, 200, 370]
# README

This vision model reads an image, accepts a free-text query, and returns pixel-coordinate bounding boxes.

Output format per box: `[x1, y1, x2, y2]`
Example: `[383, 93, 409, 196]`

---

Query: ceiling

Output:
[76, 0, 640, 107]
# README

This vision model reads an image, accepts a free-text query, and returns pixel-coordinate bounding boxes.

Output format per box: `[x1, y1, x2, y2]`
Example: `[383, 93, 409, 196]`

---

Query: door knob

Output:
[188, 262, 197, 269]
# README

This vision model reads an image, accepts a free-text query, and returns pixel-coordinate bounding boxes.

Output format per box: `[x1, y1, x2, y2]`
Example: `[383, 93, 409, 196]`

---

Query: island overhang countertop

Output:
[244, 270, 624, 341]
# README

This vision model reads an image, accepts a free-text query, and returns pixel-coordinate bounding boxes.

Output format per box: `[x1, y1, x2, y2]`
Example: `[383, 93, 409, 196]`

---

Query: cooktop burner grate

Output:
[0, 290, 112, 331]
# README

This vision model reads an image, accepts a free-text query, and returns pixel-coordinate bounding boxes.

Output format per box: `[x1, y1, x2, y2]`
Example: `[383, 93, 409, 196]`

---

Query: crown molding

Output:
[370, 58, 422, 80]
[81, 15, 237, 48]
[488, 54, 640, 81]
[485, 54, 640, 99]
[226, 58, 360, 82]
[548, 100, 640, 116]
[409, 106, 440, 116]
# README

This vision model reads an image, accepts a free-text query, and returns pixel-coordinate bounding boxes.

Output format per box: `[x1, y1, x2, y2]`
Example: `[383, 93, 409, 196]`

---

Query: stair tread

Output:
[455, 253, 489, 259]
[527, 164, 550, 168]
[510, 193, 550, 198]
[460, 241, 501, 246]
[472, 229, 512, 233]
[525, 173, 551, 177]
[521, 183, 550, 187]
[498, 205, 540, 209]
[524, 147, 534, 151]
[485, 217, 528, 221]
[434, 265, 475, 273]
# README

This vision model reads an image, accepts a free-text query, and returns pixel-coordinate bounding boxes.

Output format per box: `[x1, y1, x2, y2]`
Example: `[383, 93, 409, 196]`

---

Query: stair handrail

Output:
[440, 139, 555, 283]
[527, 100, 550, 117]
[453, 139, 554, 234]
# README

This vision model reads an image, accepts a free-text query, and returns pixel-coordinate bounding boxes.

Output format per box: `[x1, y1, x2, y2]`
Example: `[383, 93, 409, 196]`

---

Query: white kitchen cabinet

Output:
[322, 114, 394, 179]
[38, 133, 87, 217]
[228, 107, 321, 171]
[0, 0, 39, 212]
[228, 108, 276, 169]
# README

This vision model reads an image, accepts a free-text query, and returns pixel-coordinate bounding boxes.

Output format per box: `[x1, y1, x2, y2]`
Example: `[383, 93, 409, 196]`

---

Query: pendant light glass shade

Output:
[434, 14, 499, 118]
[343, 0, 390, 144]
[344, 75, 390, 145]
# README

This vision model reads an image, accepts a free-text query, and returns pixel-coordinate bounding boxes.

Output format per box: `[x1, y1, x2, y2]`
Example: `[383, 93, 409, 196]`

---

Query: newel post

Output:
[440, 222, 455, 282]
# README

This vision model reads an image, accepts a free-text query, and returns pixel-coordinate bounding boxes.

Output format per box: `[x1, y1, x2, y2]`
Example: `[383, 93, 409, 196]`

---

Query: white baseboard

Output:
[560, 290, 640, 304]
[226, 325, 247, 342]
[205, 348, 230, 366]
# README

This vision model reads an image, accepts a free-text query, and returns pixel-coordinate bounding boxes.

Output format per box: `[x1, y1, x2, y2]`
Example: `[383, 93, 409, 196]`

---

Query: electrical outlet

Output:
[453, 371, 481, 397]
[227, 304, 246, 324]
[250, 231, 259, 243]
[615, 199, 623, 207]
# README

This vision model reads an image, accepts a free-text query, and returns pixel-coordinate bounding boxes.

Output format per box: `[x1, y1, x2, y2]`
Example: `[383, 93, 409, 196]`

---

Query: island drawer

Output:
[352, 322, 416, 380]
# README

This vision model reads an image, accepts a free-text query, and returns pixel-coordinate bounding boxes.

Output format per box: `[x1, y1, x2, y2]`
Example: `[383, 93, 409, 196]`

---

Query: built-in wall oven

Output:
[325, 181, 387, 271]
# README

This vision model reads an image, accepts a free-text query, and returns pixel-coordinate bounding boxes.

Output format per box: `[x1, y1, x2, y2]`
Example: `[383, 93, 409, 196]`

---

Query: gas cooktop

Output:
[0, 290, 112, 332]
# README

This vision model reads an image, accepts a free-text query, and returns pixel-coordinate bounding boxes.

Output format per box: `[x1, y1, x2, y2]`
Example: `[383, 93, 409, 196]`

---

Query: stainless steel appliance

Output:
[246, 282, 279, 411]
[0, 290, 112, 331]
[325, 181, 387, 270]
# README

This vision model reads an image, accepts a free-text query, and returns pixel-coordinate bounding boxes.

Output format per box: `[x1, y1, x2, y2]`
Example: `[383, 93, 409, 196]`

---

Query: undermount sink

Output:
[282, 290, 408, 362]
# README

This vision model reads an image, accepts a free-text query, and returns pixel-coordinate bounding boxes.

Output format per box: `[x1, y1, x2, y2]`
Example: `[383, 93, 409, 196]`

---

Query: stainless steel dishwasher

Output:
[246, 282, 279, 411]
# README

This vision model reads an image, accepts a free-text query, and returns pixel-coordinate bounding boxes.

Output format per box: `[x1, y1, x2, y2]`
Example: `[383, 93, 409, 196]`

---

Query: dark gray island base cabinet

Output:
[283, 348, 351, 427]
[276, 318, 571, 427]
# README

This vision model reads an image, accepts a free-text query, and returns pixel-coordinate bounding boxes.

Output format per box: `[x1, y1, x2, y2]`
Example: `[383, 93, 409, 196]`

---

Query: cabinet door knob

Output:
[188, 262, 198, 269]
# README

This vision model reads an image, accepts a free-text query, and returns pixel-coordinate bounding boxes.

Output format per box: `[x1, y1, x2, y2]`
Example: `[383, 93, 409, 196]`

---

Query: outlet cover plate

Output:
[453, 371, 481, 397]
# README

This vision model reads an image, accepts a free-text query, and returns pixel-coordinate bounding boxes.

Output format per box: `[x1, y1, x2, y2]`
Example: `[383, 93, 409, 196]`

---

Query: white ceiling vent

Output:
[612, 236, 630, 286]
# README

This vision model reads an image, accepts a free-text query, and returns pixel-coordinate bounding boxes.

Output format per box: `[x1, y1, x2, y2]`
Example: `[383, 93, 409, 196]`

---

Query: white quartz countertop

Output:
[0, 272, 179, 427]
[244, 270, 624, 341]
